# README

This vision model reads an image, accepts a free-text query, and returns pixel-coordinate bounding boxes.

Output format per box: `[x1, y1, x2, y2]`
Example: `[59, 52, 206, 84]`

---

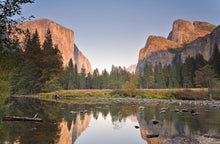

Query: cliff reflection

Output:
[58, 113, 92, 144]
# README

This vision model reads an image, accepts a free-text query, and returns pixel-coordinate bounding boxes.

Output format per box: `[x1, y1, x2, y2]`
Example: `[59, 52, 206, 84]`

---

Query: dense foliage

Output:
[10, 29, 63, 94]
[0, 0, 34, 103]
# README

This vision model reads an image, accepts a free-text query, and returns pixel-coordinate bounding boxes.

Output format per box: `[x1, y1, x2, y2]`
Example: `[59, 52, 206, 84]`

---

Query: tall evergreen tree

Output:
[86, 73, 92, 89]
[74, 64, 80, 89]
[80, 65, 86, 89]
[41, 28, 64, 92]
[11, 29, 43, 94]
[101, 69, 109, 89]
[169, 67, 180, 88]
[163, 64, 171, 88]
[143, 64, 154, 88]
[157, 63, 166, 88]
[154, 64, 159, 88]
[210, 44, 220, 76]
[195, 54, 207, 70]
[182, 57, 195, 88]
[92, 68, 100, 89]
[175, 63, 183, 87]
[63, 58, 75, 89]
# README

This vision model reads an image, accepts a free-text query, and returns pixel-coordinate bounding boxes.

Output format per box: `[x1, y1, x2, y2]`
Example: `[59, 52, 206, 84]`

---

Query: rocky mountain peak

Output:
[136, 19, 219, 74]
[138, 36, 181, 61]
[167, 19, 216, 44]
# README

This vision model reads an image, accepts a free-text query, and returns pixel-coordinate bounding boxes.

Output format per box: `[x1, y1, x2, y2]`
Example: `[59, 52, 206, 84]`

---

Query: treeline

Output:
[138, 44, 220, 89]
[63, 63, 132, 90]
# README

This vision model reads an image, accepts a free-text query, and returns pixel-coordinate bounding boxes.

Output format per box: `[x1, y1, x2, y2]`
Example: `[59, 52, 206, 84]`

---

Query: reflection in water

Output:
[0, 98, 220, 144]
[58, 113, 92, 144]
[75, 113, 146, 144]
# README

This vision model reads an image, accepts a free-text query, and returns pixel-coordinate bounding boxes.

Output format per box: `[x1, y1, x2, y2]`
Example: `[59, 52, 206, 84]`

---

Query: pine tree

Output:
[92, 68, 100, 89]
[101, 69, 109, 89]
[86, 73, 92, 89]
[169, 67, 180, 88]
[80, 65, 86, 89]
[74, 64, 80, 89]
[63, 59, 75, 89]
[195, 54, 207, 70]
[182, 57, 195, 88]
[163, 64, 171, 88]
[175, 63, 183, 87]
[210, 44, 220, 76]
[41, 28, 64, 92]
[143, 64, 154, 88]
[154, 64, 159, 88]
[195, 65, 216, 99]
[157, 63, 166, 89]
[11, 29, 43, 94]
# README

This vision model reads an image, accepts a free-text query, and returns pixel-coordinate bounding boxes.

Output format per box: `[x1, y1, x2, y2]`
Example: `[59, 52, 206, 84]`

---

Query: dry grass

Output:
[39, 88, 211, 100]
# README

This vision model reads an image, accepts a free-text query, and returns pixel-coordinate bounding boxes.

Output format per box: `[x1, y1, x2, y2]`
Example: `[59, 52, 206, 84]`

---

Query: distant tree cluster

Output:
[63, 64, 132, 90]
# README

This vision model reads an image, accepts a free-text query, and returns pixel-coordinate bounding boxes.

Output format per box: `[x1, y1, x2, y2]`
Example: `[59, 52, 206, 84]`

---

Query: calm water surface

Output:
[0, 97, 220, 144]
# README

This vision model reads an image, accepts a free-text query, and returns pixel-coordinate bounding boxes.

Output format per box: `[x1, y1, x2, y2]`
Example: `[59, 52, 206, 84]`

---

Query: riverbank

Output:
[38, 88, 220, 100]
[70, 97, 220, 107]
[11, 94, 220, 107]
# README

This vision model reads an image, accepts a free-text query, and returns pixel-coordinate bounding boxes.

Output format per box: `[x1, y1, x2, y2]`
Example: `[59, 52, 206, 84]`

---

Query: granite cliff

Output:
[16, 19, 92, 73]
[168, 19, 216, 44]
[136, 19, 219, 74]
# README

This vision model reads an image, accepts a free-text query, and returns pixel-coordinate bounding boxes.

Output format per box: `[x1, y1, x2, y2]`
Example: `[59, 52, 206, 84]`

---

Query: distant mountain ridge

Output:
[16, 19, 92, 73]
[136, 19, 219, 74]
[126, 64, 137, 73]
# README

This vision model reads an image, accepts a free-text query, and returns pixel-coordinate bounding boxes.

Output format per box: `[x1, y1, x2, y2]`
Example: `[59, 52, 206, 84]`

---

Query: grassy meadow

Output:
[37, 88, 220, 100]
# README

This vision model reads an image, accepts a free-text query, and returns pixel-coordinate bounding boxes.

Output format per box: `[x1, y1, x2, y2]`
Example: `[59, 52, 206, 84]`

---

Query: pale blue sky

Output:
[21, 0, 220, 71]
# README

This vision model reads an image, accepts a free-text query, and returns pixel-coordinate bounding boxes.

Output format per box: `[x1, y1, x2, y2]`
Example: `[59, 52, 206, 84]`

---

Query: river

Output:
[0, 97, 220, 144]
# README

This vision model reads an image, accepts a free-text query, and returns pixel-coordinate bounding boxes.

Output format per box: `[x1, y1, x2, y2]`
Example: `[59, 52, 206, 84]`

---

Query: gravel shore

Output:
[74, 97, 220, 107]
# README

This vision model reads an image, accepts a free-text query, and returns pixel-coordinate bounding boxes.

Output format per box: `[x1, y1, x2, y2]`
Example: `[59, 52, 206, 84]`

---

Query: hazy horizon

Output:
[21, 0, 220, 72]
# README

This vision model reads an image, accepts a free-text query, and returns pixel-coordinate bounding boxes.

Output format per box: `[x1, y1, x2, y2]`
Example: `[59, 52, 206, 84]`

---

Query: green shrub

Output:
[44, 77, 62, 92]
[110, 89, 127, 97]
[0, 80, 10, 104]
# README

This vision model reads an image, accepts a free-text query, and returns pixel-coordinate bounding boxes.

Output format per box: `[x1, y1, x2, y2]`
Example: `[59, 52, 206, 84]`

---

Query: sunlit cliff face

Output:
[16, 19, 92, 73]
[136, 19, 218, 74]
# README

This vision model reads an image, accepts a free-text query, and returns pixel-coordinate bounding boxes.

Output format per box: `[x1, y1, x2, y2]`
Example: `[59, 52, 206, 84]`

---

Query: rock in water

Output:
[180, 109, 188, 112]
[161, 107, 169, 111]
[134, 125, 139, 129]
[145, 134, 159, 138]
[191, 107, 199, 116]
[150, 119, 159, 125]
[70, 111, 78, 114]
[160, 110, 166, 114]
[174, 109, 179, 112]
[139, 106, 145, 110]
